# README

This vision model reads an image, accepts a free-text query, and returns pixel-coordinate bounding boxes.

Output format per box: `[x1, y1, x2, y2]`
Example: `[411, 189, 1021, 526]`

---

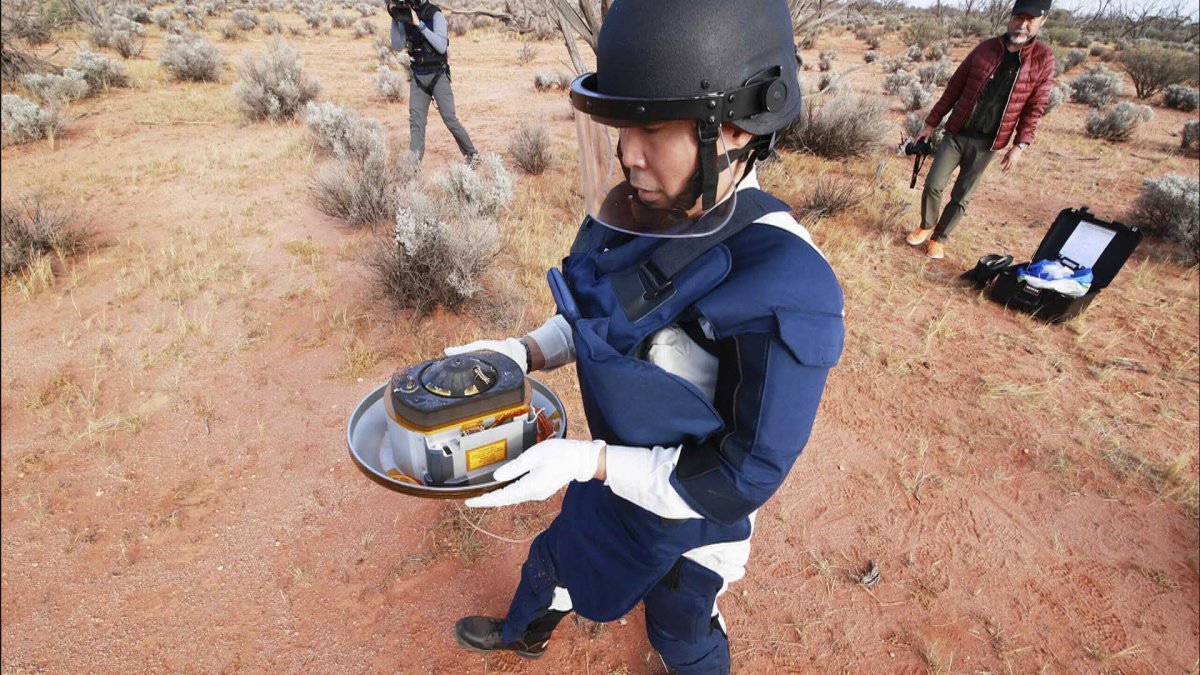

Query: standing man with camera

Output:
[906, 0, 1056, 260]
[388, 0, 478, 164]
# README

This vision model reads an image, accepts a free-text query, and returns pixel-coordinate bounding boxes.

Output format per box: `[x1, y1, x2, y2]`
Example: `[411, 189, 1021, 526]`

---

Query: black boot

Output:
[453, 616, 549, 659]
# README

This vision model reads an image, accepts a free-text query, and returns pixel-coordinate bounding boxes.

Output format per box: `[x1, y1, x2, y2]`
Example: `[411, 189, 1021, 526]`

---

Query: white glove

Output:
[444, 338, 528, 373]
[465, 439, 605, 508]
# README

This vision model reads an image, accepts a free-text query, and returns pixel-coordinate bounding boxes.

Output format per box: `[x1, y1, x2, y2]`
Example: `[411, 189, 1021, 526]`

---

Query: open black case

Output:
[987, 206, 1142, 323]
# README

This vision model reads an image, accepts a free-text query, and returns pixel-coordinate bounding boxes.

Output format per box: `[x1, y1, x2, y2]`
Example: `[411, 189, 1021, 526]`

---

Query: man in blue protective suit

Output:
[443, 1, 844, 672]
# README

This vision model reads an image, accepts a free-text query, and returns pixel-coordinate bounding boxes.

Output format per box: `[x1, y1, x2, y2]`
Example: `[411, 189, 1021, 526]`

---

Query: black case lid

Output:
[1032, 206, 1142, 290]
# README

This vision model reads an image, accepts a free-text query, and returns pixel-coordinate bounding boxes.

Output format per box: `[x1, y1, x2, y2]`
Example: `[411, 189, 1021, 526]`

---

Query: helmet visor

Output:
[574, 111, 738, 238]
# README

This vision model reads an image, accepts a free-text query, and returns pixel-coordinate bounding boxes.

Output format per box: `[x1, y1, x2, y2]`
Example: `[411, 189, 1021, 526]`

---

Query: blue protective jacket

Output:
[541, 188, 844, 621]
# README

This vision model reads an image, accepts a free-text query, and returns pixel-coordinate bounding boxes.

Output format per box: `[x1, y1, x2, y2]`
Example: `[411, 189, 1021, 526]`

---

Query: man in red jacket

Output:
[907, 0, 1056, 259]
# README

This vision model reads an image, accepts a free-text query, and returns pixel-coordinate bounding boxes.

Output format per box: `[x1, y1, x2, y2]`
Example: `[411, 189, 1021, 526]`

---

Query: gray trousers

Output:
[409, 70, 477, 161]
[921, 133, 997, 241]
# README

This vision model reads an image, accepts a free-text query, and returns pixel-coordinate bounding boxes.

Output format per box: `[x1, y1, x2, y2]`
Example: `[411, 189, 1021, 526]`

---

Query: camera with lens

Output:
[904, 138, 936, 156]
[387, 0, 414, 20]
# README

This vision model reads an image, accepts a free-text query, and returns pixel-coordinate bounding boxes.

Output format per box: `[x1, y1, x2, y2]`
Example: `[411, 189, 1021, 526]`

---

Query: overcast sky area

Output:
[902, 0, 1200, 19]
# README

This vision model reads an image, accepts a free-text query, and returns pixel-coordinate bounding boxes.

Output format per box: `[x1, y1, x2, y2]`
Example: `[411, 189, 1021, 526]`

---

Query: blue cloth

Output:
[1016, 259, 1093, 298]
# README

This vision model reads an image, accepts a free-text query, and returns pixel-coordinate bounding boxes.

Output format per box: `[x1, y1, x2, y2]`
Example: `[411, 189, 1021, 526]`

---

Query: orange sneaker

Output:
[926, 240, 945, 259]
[906, 227, 934, 246]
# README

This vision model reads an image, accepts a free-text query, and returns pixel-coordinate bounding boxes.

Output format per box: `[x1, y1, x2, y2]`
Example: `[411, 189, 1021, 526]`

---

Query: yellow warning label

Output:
[467, 439, 508, 471]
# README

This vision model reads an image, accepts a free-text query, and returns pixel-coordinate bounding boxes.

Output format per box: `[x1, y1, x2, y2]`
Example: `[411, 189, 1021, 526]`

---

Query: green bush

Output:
[900, 19, 945, 50]
[1118, 46, 1198, 99]
[1042, 26, 1081, 46]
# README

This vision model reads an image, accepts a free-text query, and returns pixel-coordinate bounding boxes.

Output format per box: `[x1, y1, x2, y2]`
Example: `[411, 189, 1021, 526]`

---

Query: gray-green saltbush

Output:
[374, 65, 406, 102]
[1069, 65, 1123, 107]
[1043, 83, 1066, 114]
[352, 18, 375, 38]
[904, 110, 944, 145]
[231, 8, 258, 30]
[303, 100, 384, 163]
[159, 34, 224, 82]
[232, 42, 322, 121]
[1085, 101, 1152, 142]
[1182, 120, 1199, 150]
[1132, 173, 1199, 261]
[1, 94, 62, 145]
[1163, 84, 1199, 112]
[533, 70, 571, 91]
[883, 69, 919, 94]
[21, 70, 90, 105]
[370, 161, 508, 314]
[1063, 48, 1088, 71]
[918, 60, 952, 87]
[71, 48, 132, 90]
[863, 50, 881, 63]
[899, 82, 932, 111]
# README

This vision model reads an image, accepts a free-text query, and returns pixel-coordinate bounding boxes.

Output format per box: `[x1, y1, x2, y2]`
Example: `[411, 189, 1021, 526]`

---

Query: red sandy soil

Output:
[2, 19, 1197, 675]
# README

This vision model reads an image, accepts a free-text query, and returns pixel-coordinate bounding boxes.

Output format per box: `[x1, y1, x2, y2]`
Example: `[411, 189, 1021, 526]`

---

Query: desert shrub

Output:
[1163, 84, 1199, 111]
[5, 5, 53, 45]
[311, 149, 414, 227]
[1063, 48, 1088, 71]
[1043, 83, 1065, 114]
[303, 100, 384, 163]
[1118, 46, 1198, 99]
[1, 194, 90, 276]
[152, 8, 173, 29]
[232, 42, 322, 121]
[918, 60, 952, 87]
[903, 44, 923, 63]
[448, 14, 469, 36]
[219, 21, 244, 40]
[818, 49, 837, 72]
[904, 110, 944, 145]
[798, 175, 862, 218]
[159, 34, 223, 82]
[21, 70, 90, 105]
[533, 70, 571, 91]
[1131, 173, 1199, 261]
[71, 48, 132, 89]
[1181, 120, 1198, 149]
[817, 72, 838, 92]
[925, 41, 948, 61]
[1089, 43, 1108, 57]
[1069, 65, 1123, 106]
[898, 82, 932, 111]
[261, 15, 281, 34]
[370, 190, 501, 314]
[901, 18, 944, 50]
[113, 4, 150, 23]
[434, 154, 514, 216]
[1, 94, 62, 145]
[517, 42, 537, 65]
[1085, 101, 1153, 141]
[374, 65, 406, 101]
[287, 24, 303, 36]
[302, 10, 323, 28]
[1043, 25, 1081, 46]
[507, 122, 551, 174]
[778, 92, 889, 159]
[331, 12, 352, 28]
[90, 15, 145, 58]
[231, 8, 258, 29]
[883, 69, 918, 94]
[354, 2, 376, 16]
[957, 16, 988, 37]
[352, 17, 375, 38]
[880, 54, 910, 73]
[863, 50, 881, 63]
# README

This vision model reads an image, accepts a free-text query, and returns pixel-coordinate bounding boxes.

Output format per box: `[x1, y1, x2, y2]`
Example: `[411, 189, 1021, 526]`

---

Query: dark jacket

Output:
[926, 35, 1056, 151]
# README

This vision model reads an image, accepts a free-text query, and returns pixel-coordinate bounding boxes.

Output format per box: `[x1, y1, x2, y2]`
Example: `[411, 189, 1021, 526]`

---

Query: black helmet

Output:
[569, 0, 800, 237]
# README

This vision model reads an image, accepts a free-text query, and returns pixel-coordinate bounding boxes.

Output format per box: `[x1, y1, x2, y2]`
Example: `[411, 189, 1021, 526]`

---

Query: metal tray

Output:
[346, 376, 568, 499]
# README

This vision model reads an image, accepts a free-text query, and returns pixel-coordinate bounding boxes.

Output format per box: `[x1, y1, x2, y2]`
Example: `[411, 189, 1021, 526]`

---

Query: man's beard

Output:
[1009, 31, 1030, 44]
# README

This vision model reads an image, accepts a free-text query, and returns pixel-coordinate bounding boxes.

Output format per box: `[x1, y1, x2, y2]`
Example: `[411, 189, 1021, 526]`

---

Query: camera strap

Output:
[909, 153, 928, 189]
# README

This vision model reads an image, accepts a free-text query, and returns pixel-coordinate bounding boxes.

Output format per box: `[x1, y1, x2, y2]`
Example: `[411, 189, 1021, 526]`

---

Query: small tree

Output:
[1118, 46, 1197, 100]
